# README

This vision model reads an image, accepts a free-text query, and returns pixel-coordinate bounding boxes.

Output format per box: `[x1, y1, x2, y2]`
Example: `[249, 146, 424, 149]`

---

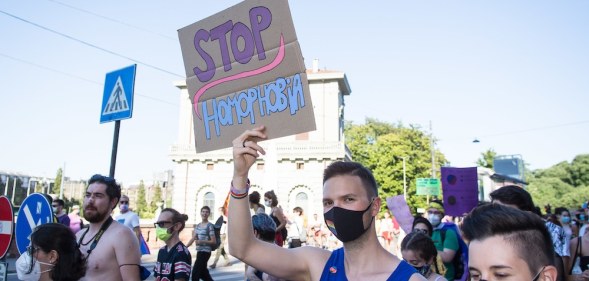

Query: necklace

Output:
[78, 229, 99, 246]
[78, 217, 114, 247]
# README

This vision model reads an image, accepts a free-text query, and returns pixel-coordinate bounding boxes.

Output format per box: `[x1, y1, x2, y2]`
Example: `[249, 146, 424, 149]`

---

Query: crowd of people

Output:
[16, 126, 588, 281]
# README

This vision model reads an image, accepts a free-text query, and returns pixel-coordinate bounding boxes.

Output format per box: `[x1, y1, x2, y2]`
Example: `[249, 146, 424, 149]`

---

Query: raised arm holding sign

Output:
[228, 126, 426, 281]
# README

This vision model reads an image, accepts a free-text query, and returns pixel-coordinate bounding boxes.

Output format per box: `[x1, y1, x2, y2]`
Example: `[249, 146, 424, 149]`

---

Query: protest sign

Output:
[386, 195, 414, 235]
[178, 0, 315, 153]
[441, 167, 478, 216]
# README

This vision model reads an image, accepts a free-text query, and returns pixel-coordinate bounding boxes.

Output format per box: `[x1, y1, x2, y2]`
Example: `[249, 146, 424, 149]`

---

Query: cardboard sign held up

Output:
[386, 195, 414, 235]
[441, 167, 479, 217]
[178, 0, 316, 153]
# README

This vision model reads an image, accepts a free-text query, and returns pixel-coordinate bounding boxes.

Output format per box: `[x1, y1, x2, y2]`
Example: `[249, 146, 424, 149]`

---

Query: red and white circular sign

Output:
[0, 196, 14, 259]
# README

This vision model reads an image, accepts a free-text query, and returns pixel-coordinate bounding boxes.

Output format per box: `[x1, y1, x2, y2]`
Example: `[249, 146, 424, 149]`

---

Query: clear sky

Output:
[1, 0, 587, 185]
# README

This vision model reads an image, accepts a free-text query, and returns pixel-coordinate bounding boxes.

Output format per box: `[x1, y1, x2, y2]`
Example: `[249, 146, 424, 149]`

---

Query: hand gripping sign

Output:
[178, 0, 315, 153]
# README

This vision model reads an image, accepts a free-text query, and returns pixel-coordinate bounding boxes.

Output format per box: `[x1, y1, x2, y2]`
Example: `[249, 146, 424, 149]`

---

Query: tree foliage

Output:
[344, 119, 448, 213]
[527, 154, 589, 211]
[476, 149, 497, 169]
[53, 168, 63, 195]
[149, 182, 163, 215]
[137, 180, 150, 218]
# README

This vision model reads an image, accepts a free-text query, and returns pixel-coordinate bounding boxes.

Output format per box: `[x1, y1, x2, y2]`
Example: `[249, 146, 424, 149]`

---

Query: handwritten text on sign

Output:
[178, 0, 315, 153]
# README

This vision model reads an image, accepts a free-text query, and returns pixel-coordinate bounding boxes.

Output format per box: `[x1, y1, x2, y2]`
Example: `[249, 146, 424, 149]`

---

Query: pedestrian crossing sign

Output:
[100, 64, 136, 123]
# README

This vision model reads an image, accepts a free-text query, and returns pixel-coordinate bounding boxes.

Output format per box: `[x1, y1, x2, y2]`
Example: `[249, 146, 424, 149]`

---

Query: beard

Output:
[84, 205, 110, 223]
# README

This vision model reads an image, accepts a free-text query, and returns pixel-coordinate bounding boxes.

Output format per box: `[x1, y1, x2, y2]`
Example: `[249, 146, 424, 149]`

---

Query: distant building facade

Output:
[170, 61, 352, 222]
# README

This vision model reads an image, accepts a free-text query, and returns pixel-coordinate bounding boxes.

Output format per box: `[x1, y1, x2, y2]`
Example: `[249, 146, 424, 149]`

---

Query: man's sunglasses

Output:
[154, 221, 173, 228]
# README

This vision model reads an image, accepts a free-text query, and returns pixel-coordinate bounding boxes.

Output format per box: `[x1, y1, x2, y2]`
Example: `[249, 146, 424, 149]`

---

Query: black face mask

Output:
[412, 264, 431, 277]
[324, 200, 374, 242]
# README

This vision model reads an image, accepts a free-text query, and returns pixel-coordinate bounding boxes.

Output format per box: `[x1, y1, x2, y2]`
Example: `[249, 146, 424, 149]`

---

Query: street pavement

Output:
[2, 250, 245, 281]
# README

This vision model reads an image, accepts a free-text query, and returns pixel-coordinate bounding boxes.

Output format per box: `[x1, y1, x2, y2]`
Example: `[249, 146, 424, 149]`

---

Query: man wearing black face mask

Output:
[227, 126, 426, 281]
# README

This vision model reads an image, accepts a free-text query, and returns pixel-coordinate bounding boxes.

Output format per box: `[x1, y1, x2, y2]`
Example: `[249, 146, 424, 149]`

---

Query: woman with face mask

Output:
[17, 223, 86, 281]
[153, 208, 192, 281]
[401, 231, 448, 281]
[264, 190, 287, 247]
[426, 200, 462, 280]
[555, 207, 579, 241]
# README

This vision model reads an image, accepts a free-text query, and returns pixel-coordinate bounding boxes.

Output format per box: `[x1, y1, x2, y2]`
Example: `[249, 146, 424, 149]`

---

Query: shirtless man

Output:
[228, 126, 425, 281]
[76, 174, 141, 281]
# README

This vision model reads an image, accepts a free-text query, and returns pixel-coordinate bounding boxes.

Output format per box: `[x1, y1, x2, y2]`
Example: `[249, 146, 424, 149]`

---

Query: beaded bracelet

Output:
[230, 179, 250, 199]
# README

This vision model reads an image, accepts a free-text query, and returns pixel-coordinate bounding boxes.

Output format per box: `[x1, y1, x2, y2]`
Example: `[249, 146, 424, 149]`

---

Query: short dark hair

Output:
[461, 203, 555, 275]
[88, 174, 121, 209]
[252, 213, 276, 242]
[54, 199, 65, 207]
[489, 185, 535, 212]
[401, 231, 438, 263]
[323, 161, 378, 198]
[264, 190, 278, 207]
[201, 206, 211, 212]
[412, 216, 433, 237]
[293, 206, 303, 215]
[249, 191, 261, 204]
[31, 223, 86, 280]
[161, 208, 189, 232]
[554, 207, 569, 217]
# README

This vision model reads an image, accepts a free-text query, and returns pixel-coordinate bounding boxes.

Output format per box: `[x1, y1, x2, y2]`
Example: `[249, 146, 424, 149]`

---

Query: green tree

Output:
[569, 154, 589, 187]
[533, 161, 572, 185]
[53, 168, 63, 195]
[137, 180, 149, 218]
[524, 154, 589, 210]
[149, 182, 163, 214]
[344, 119, 448, 213]
[476, 149, 496, 169]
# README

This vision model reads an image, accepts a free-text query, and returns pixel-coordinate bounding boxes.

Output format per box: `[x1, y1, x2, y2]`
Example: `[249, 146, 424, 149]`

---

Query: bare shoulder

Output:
[296, 246, 332, 279]
[410, 272, 428, 281]
[110, 221, 135, 236]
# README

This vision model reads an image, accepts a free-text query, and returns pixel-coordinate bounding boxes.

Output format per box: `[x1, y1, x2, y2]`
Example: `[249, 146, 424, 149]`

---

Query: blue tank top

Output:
[320, 248, 417, 280]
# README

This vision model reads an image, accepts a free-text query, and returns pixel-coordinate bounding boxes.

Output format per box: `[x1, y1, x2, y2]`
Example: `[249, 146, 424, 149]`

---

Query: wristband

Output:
[230, 179, 250, 199]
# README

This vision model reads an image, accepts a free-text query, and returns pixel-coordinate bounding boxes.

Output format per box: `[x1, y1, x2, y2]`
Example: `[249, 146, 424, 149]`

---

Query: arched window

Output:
[203, 192, 215, 220]
[295, 192, 308, 215]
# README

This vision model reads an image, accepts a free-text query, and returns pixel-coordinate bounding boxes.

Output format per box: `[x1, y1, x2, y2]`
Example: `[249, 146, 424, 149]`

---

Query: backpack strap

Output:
[440, 228, 446, 244]
[207, 223, 214, 241]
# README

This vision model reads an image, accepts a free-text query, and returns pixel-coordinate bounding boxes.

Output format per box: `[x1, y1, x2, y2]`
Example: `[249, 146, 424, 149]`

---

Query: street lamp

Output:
[402, 157, 407, 200]
[394, 156, 408, 200]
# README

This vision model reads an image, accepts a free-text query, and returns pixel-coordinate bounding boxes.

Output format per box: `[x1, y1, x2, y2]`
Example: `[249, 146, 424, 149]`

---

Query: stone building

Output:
[170, 60, 352, 222]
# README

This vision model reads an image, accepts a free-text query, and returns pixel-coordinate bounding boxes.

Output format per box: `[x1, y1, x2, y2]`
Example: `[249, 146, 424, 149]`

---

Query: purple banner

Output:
[441, 167, 479, 217]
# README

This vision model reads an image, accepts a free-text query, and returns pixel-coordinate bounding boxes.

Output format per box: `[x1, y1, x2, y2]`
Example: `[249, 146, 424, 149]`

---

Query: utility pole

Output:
[59, 162, 66, 199]
[428, 121, 435, 204]
[430, 121, 435, 178]
[10, 177, 17, 204]
[3, 177, 8, 196]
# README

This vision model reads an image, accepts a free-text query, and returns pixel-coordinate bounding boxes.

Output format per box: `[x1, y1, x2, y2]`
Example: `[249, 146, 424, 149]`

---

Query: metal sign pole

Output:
[109, 120, 121, 178]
